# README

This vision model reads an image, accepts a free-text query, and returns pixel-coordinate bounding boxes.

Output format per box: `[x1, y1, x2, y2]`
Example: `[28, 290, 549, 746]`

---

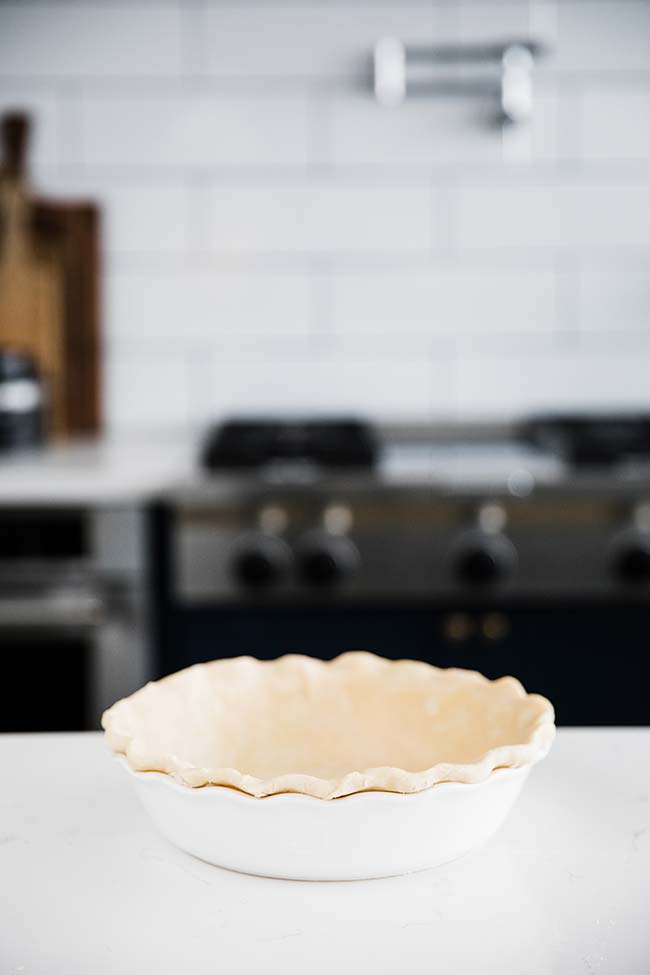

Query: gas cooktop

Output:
[156, 413, 650, 602]
[195, 414, 650, 495]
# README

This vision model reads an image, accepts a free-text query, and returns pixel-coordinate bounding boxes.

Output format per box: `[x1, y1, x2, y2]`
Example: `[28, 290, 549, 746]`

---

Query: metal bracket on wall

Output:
[373, 38, 547, 124]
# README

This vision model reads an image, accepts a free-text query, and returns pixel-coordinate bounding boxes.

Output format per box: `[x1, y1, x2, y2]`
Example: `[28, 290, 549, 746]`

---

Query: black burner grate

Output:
[201, 418, 378, 470]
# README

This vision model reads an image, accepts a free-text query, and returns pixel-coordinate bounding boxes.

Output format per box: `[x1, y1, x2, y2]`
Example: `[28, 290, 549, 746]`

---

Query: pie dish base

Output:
[120, 758, 530, 881]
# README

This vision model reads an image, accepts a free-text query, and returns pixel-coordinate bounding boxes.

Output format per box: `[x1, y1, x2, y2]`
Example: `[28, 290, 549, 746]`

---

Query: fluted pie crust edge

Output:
[102, 652, 555, 799]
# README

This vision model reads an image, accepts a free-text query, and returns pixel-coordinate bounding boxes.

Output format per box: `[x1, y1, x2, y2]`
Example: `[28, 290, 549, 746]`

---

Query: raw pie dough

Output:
[102, 652, 555, 799]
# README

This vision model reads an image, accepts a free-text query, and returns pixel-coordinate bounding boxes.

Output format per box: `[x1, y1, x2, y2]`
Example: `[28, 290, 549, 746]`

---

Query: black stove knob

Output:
[454, 533, 516, 586]
[297, 534, 359, 588]
[230, 534, 291, 590]
[612, 539, 650, 584]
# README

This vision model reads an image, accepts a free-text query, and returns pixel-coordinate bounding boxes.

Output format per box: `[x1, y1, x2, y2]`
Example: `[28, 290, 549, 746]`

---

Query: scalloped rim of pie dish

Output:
[102, 652, 555, 800]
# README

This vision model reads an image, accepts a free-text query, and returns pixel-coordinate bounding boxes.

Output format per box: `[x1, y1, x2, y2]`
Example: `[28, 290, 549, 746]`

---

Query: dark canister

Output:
[0, 348, 44, 450]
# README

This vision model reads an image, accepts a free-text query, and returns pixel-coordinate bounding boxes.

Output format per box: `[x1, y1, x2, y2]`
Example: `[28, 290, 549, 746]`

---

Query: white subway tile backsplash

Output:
[327, 92, 558, 166]
[582, 88, 650, 161]
[106, 268, 313, 341]
[332, 266, 556, 337]
[202, 2, 435, 81]
[1, 0, 649, 431]
[103, 185, 190, 257]
[199, 356, 443, 420]
[207, 181, 435, 254]
[555, 1, 650, 73]
[78, 92, 311, 168]
[456, 181, 650, 250]
[455, 351, 650, 419]
[105, 354, 191, 433]
[578, 269, 650, 334]
[0, 4, 182, 79]
[458, 2, 543, 44]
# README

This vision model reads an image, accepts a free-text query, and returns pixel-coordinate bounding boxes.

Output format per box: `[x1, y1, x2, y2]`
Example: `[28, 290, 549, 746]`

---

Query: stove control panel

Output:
[171, 488, 650, 603]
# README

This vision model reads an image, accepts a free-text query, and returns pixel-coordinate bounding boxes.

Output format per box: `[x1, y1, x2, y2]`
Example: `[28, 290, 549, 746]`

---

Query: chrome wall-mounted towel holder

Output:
[373, 38, 547, 124]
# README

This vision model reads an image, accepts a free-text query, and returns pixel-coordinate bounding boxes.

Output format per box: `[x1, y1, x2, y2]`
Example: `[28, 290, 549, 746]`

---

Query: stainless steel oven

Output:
[0, 506, 150, 732]
[147, 415, 650, 727]
[149, 488, 650, 727]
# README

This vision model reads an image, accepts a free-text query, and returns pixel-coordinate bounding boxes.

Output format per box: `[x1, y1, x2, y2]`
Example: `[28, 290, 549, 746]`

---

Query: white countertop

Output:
[0, 431, 614, 507]
[0, 430, 569, 508]
[1, 729, 649, 974]
[0, 435, 194, 505]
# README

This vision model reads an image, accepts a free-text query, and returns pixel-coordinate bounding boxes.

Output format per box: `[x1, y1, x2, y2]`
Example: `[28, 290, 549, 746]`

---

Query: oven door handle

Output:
[0, 590, 106, 629]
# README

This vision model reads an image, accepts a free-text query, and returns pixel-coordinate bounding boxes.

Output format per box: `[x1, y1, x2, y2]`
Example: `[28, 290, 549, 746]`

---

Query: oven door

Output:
[0, 583, 104, 732]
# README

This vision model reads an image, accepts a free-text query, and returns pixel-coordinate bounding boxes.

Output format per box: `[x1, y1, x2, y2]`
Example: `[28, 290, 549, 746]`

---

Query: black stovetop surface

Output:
[200, 414, 650, 481]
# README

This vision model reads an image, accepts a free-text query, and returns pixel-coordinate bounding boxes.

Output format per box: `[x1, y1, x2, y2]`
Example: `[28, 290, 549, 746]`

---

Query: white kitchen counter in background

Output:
[1, 730, 648, 974]
[0, 436, 195, 505]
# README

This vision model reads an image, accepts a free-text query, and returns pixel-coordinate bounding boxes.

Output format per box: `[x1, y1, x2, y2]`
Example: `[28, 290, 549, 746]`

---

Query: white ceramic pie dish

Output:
[120, 758, 531, 880]
[104, 652, 554, 880]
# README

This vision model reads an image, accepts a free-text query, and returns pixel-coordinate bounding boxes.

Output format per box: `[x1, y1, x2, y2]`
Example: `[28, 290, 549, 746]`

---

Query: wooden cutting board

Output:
[0, 118, 65, 434]
[0, 113, 101, 436]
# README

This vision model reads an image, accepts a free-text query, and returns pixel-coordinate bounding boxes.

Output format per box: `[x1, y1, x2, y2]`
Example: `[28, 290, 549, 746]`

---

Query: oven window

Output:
[1, 636, 89, 732]
[0, 509, 87, 559]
